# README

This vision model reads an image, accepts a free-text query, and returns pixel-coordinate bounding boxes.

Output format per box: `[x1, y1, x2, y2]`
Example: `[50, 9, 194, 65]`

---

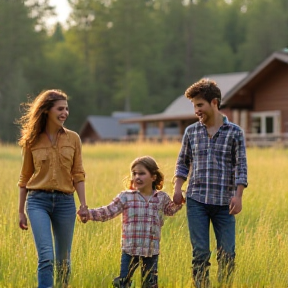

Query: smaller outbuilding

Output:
[79, 112, 142, 143]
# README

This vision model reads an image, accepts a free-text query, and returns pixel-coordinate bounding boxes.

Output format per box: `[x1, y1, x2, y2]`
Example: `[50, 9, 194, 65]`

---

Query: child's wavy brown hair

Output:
[125, 156, 164, 190]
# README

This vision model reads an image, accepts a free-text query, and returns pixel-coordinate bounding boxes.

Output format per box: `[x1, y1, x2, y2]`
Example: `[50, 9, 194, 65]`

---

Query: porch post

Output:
[158, 121, 165, 141]
[240, 110, 248, 132]
[139, 122, 147, 142]
[179, 120, 186, 136]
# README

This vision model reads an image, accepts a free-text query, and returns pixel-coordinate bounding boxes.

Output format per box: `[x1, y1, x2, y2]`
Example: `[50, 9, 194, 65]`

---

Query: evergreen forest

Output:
[1, 0, 288, 142]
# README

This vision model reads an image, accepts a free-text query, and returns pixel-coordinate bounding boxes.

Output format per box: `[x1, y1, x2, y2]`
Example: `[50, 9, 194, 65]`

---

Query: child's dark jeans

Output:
[112, 253, 158, 288]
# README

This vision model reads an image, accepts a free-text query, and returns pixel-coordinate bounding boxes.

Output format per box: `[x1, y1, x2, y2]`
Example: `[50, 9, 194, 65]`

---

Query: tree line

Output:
[0, 0, 287, 142]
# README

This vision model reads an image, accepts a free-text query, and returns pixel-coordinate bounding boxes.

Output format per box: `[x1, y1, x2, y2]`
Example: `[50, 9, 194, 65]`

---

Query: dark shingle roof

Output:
[86, 116, 126, 139]
[82, 112, 142, 140]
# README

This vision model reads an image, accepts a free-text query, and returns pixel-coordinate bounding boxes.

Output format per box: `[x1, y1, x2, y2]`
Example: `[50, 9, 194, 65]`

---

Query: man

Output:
[173, 79, 248, 288]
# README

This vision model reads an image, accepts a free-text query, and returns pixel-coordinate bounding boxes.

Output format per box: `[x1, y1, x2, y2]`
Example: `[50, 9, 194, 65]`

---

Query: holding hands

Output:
[173, 190, 186, 205]
[77, 204, 90, 223]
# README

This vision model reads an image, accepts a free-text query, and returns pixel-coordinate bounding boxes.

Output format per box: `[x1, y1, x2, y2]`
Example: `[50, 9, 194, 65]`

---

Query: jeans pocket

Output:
[61, 193, 75, 201]
[28, 190, 37, 196]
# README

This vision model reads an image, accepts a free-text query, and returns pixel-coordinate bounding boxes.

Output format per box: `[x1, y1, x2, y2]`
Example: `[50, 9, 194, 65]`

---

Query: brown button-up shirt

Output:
[18, 128, 85, 193]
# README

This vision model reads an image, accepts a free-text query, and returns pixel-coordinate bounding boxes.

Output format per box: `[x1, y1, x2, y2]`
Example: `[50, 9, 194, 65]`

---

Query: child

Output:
[78, 156, 183, 288]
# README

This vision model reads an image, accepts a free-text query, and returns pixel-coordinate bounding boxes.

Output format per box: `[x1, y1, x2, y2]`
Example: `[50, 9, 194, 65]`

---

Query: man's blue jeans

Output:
[114, 253, 158, 287]
[26, 190, 76, 288]
[186, 198, 235, 286]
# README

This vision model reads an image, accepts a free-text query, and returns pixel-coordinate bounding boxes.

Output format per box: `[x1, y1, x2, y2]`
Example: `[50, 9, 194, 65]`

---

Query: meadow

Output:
[1, 143, 288, 288]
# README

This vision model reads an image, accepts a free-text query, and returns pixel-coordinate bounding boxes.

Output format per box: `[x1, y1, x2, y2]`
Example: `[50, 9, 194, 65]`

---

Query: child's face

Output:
[131, 163, 156, 194]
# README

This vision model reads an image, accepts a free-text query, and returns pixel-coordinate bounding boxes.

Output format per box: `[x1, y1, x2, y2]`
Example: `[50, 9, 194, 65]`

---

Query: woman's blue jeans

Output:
[26, 190, 76, 288]
[186, 198, 235, 286]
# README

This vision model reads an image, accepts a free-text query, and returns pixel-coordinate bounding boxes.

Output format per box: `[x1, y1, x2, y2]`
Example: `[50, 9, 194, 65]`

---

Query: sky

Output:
[47, 0, 72, 27]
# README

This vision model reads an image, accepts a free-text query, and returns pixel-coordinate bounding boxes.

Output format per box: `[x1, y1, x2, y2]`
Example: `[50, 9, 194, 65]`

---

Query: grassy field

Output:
[1, 143, 288, 288]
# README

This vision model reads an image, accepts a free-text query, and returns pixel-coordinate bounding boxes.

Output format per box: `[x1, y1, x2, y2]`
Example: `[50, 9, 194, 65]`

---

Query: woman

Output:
[17, 89, 89, 288]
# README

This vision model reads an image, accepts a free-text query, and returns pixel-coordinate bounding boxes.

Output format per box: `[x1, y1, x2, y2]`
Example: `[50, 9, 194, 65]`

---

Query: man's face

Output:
[192, 96, 214, 124]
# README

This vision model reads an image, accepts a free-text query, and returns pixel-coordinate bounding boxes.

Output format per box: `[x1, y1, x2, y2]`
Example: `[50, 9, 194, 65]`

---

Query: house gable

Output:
[220, 50, 288, 139]
[222, 51, 288, 109]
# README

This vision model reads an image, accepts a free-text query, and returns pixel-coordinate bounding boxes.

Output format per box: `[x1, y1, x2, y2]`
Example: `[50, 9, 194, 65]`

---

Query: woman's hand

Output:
[19, 212, 28, 230]
[77, 205, 89, 223]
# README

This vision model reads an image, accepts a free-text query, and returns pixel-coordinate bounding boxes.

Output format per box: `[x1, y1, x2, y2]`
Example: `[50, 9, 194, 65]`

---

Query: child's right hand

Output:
[77, 205, 90, 223]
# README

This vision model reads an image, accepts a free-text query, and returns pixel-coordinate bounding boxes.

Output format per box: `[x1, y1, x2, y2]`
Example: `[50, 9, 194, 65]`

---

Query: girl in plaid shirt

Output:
[78, 156, 183, 288]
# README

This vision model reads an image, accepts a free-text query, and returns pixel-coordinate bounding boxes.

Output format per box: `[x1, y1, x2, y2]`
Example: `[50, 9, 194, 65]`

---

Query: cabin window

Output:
[251, 111, 280, 135]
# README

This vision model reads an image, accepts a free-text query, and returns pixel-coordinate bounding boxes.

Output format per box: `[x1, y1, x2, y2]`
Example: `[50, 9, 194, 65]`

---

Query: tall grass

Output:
[1, 144, 288, 287]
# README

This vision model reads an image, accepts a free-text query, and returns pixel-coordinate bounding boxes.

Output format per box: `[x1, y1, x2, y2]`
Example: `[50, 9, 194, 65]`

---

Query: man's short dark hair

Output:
[185, 79, 222, 109]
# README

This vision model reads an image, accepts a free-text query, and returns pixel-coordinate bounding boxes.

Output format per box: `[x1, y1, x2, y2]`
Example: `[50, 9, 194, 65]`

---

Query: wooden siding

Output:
[253, 65, 288, 133]
[80, 123, 100, 143]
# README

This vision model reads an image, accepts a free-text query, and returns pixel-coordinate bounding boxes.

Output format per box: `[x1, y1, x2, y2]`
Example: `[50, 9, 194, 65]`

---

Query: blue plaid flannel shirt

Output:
[175, 116, 248, 205]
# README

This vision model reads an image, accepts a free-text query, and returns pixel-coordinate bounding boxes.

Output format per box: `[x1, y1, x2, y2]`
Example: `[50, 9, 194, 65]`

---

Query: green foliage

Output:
[237, 0, 288, 70]
[0, 0, 50, 142]
[51, 23, 65, 42]
[1, 0, 288, 142]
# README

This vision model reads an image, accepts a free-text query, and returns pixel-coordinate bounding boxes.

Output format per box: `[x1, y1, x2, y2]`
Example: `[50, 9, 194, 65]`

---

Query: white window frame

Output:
[250, 111, 280, 135]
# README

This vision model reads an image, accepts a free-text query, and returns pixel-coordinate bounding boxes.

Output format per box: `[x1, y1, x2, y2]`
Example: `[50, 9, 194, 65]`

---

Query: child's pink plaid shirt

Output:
[90, 190, 182, 257]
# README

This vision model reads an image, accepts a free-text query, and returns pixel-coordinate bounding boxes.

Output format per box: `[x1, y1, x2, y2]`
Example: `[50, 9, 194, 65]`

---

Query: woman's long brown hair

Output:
[17, 90, 68, 147]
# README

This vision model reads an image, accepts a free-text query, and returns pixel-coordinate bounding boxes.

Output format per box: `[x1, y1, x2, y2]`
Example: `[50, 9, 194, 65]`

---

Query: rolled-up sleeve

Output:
[235, 129, 248, 187]
[71, 134, 85, 183]
[18, 146, 34, 187]
[174, 132, 192, 181]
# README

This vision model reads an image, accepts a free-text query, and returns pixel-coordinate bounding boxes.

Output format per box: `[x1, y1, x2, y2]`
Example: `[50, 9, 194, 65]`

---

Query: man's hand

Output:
[173, 177, 185, 205]
[19, 212, 28, 230]
[229, 196, 242, 215]
[173, 189, 184, 205]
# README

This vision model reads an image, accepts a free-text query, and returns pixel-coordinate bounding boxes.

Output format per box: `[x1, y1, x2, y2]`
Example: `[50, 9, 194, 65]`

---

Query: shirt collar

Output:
[222, 115, 229, 125]
[60, 127, 68, 134]
[135, 190, 158, 197]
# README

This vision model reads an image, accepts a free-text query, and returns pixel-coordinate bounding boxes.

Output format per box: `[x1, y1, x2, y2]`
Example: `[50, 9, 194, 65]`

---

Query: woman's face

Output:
[47, 100, 69, 128]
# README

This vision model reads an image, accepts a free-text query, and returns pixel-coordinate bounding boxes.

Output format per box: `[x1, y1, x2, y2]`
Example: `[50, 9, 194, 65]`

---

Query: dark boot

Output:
[112, 277, 132, 288]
